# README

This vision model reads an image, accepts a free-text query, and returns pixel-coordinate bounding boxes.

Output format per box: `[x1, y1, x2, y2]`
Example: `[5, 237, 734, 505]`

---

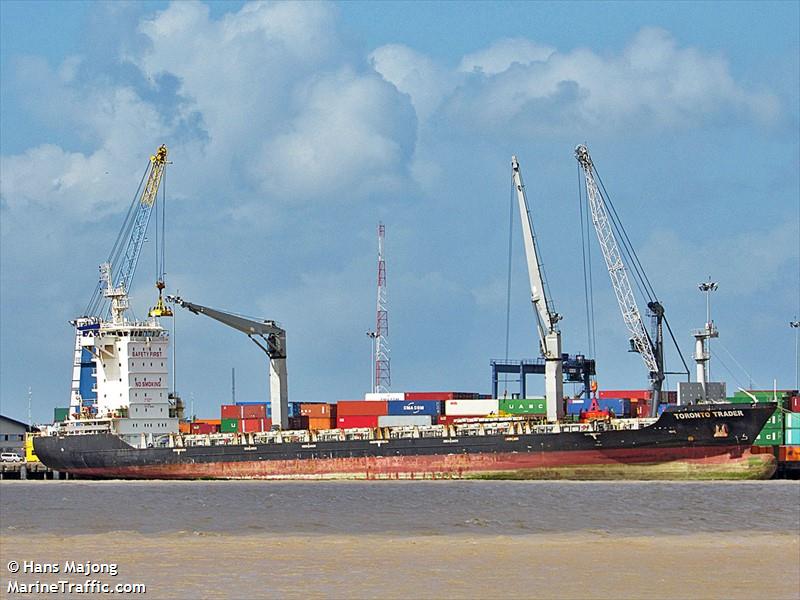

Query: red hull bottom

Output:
[65, 446, 776, 480]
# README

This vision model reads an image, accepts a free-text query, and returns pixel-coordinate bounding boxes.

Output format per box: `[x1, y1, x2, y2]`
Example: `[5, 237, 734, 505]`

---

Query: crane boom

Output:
[168, 296, 289, 429]
[115, 145, 168, 295]
[575, 144, 663, 414]
[511, 156, 564, 421]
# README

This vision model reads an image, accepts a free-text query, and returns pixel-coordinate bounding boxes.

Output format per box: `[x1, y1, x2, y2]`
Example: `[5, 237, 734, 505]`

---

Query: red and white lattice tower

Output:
[375, 223, 391, 393]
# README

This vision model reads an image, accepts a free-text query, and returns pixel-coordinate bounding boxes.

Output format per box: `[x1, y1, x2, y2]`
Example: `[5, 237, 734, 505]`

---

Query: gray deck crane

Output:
[575, 144, 664, 417]
[167, 296, 289, 429]
[511, 156, 564, 421]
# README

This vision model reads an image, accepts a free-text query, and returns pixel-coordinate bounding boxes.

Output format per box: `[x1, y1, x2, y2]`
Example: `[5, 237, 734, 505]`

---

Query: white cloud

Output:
[370, 44, 456, 121]
[458, 37, 555, 75]
[252, 67, 416, 199]
[426, 27, 779, 134]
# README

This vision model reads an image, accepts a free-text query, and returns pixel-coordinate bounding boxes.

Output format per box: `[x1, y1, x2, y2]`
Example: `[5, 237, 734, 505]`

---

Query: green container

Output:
[763, 410, 784, 428]
[499, 398, 547, 415]
[733, 391, 786, 404]
[785, 428, 800, 445]
[220, 418, 238, 433]
[53, 407, 69, 422]
[785, 413, 800, 429]
[754, 428, 783, 446]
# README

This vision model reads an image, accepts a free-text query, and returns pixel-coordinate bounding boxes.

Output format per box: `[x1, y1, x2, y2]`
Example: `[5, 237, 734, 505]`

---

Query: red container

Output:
[300, 403, 334, 418]
[599, 390, 650, 400]
[221, 404, 240, 419]
[191, 422, 218, 434]
[337, 415, 379, 428]
[241, 404, 267, 419]
[240, 417, 270, 433]
[790, 396, 800, 412]
[336, 400, 387, 416]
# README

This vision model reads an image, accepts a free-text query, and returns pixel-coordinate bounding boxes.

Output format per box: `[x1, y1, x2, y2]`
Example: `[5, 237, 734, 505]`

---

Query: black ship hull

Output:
[34, 403, 778, 480]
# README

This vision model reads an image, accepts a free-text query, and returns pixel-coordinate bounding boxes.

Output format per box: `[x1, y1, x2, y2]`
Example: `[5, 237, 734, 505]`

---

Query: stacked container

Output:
[498, 398, 546, 416]
[220, 403, 271, 433]
[299, 403, 337, 430]
[336, 400, 387, 428]
[53, 407, 69, 422]
[785, 397, 800, 447]
[729, 391, 786, 447]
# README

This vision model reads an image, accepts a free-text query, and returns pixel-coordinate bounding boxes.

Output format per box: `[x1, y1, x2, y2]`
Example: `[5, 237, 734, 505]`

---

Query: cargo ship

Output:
[34, 400, 778, 480]
[30, 145, 791, 480]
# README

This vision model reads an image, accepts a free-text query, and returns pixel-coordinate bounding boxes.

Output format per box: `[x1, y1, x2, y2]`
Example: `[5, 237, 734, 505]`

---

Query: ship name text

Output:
[673, 410, 744, 420]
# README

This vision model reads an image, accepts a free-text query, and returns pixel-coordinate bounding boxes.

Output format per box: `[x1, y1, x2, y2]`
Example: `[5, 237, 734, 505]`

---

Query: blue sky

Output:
[1, 1, 798, 422]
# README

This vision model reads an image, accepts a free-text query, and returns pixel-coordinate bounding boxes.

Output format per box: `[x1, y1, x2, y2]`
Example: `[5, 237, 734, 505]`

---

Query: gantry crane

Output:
[575, 144, 665, 417]
[167, 296, 289, 429]
[511, 156, 564, 421]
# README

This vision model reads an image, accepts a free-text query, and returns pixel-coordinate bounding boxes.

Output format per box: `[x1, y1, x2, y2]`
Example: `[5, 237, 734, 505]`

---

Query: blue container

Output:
[387, 400, 441, 416]
[596, 398, 630, 416]
[266, 402, 301, 417]
[567, 399, 586, 415]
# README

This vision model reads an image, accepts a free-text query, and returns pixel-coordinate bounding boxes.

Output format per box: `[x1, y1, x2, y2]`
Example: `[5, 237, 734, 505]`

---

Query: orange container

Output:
[779, 445, 800, 462]
[178, 421, 191, 434]
[336, 400, 387, 416]
[308, 416, 334, 430]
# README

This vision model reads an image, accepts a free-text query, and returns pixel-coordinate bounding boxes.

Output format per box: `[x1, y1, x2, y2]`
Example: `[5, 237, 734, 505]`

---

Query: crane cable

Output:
[503, 173, 515, 394]
[85, 162, 150, 317]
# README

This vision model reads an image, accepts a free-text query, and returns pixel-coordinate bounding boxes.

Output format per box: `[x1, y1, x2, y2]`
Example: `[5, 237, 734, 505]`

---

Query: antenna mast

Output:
[375, 223, 391, 393]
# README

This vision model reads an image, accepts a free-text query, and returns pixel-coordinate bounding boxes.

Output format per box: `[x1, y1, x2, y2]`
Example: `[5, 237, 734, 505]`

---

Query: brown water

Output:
[1, 481, 798, 599]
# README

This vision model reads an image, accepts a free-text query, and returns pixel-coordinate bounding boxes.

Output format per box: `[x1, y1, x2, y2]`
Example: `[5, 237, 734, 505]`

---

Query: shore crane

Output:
[167, 296, 289, 429]
[511, 156, 564, 421]
[575, 144, 665, 417]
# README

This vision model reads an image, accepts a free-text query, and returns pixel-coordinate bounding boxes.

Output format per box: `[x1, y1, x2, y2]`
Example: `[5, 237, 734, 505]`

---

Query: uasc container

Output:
[499, 398, 546, 415]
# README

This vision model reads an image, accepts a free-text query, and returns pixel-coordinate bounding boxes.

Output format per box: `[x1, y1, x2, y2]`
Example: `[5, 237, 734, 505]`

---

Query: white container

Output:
[378, 415, 432, 427]
[445, 399, 499, 416]
[364, 392, 406, 401]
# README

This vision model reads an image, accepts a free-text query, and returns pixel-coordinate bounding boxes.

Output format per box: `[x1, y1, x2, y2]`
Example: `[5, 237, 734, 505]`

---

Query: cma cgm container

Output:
[378, 415, 433, 427]
[445, 399, 498, 416]
[337, 415, 379, 429]
[336, 401, 388, 416]
[499, 398, 546, 415]
[387, 400, 441, 416]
